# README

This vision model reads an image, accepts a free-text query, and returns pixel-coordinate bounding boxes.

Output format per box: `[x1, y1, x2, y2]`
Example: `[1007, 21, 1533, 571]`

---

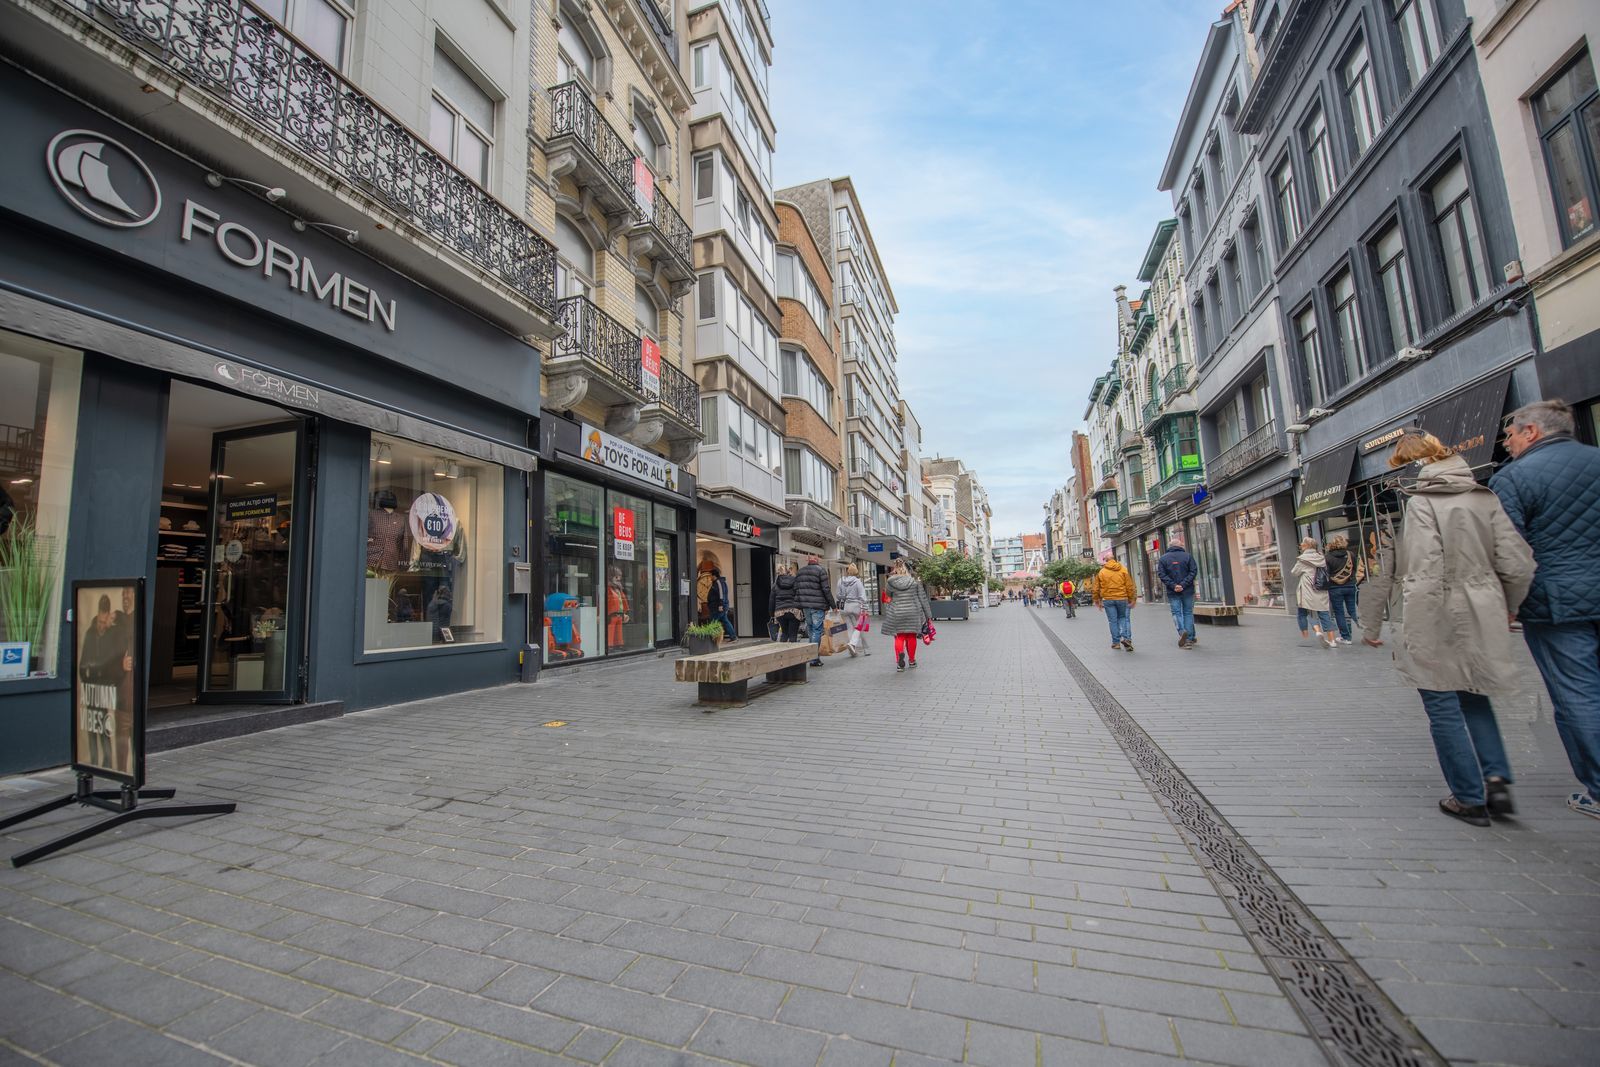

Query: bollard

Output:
[519, 643, 541, 683]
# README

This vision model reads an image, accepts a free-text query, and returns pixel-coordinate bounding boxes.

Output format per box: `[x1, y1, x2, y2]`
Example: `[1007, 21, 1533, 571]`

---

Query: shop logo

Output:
[47, 130, 162, 228]
[214, 364, 240, 384]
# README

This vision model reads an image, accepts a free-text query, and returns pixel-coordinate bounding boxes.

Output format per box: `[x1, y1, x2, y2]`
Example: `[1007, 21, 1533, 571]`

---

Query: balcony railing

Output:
[654, 358, 700, 429]
[1159, 362, 1190, 398]
[1100, 457, 1115, 481]
[1150, 467, 1204, 503]
[1141, 396, 1161, 429]
[548, 81, 636, 204]
[1212, 419, 1284, 483]
[553, 295, 642, 393]
[633, 174, 694, 276]
[67, 0, 557, 317]
[839, 284, 860, 306]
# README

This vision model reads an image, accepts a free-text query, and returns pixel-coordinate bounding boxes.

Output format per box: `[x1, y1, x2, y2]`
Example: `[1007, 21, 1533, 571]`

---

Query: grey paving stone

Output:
[778, 987, 967, 1059]
[46, 1018, 230, 1067]
[532, 974, 707, 1046]
[562, 1026, 623, 1063]
[400, 985, 582, 1051]
[603, 920, 758, 970]
[611, 954, 685, 995]
[182, 956, 332, 1014]
[428, 1029, 572, 1067]
[911, 973, 1103, 1041]
[393, 944, 511, 993]
[66, 960, 221, 1026]
[743, 946, 859, 993]
[0, 997, 113, 1055]
[689, 1011, 829, 1066]
[304, 992, 420, 1043]
[207, 1010, 348, 1067]
[667, 964, 788, 1018]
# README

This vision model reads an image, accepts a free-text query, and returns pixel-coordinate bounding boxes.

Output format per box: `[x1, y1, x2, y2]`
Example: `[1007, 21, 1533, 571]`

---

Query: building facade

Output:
[685, 0, 784, 638]
[0, 0, 569, 772]
[1242, 0, 1538, 592]
[535, 0, 702, 666]
[1163, 6, 1296, 615]
[777, 177, 913, 576]
[1467, 0, 1600, 437]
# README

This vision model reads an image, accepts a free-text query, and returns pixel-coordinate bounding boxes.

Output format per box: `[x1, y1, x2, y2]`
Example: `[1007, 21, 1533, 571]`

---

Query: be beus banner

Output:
[580, 423, 679, 494]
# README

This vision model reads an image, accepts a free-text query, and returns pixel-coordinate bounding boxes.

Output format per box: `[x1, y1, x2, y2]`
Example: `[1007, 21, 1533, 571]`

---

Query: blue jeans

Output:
[1328, 585, 1359, 641]
[1297, 607, 1334, 634]
[1103, 600, 1132, 645]
[1418, 689, 1511, 808]
[1167, 590, 1195, 638]
[712, 610, 735, 639]
[805, 608, 827, 650]
[1522, 621, 1600, 800]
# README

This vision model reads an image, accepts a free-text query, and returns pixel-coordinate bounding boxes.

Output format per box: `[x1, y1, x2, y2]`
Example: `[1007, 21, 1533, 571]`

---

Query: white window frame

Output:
[431, 49, 495, 188]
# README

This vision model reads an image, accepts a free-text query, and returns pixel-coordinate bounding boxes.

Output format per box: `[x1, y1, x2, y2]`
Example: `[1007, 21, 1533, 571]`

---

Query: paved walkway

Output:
[0, 604, 1593, 1066]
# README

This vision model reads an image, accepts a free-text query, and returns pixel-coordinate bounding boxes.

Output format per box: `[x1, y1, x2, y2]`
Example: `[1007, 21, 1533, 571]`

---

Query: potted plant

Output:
[0, 512, 60, 675]
[684, 621, 726, 656]
[915, 552, 986, 620]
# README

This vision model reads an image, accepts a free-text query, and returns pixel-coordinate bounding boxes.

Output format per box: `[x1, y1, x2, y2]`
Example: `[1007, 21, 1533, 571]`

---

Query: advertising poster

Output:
[640, 336, 661, 398]
[71, 578, 146, 786]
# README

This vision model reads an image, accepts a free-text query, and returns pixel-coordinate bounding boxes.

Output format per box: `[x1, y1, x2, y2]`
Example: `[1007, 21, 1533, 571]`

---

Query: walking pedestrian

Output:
[769, 563, 802, 643]
[794, 553, 836, 667]
[1291, 539, 1337, 649]
[1157, 538, 1199, 648]
[883, 559, 932, 672]
[1362, 432, 1535, 828]
[704, 566, 735, 642]
[1490, 399, 1600, 821]
[836, 563, 871, 657]
[1324, 533, 1360, 645]
[1092, 558, 1137, 651]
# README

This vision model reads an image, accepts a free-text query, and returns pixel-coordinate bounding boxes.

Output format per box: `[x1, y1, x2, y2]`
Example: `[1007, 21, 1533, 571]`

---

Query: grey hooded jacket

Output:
[883, 574, 932, 635]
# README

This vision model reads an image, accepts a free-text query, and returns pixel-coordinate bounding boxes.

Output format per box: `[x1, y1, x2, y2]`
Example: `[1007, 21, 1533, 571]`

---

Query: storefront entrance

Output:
[151, 382, 308, 711]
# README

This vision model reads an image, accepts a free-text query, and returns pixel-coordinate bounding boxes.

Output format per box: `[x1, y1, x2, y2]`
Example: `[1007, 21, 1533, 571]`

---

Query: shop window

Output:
[1227, 504, 1285, 608]
[364, 433, 503, 653]
[0, 331, 82, 682]
[605, 489, 653, 654]
[1533, 50, 1600, 247]
[544, 474, 599, 663]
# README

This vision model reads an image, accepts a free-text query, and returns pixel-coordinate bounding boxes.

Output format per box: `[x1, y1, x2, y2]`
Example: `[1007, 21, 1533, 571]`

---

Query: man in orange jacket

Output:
[1091, 559, 1137, 651]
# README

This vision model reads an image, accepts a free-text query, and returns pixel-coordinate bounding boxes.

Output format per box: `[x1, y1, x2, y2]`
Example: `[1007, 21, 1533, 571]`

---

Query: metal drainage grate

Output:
[1030, 613, 1443, 1067]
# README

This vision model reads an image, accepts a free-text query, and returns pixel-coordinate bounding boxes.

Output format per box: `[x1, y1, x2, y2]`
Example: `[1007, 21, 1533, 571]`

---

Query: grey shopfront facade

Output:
[0, 67, 541, 774]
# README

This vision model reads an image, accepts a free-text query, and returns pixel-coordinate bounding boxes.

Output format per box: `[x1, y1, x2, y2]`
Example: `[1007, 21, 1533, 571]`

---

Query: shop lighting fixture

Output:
[432, 457, 449, 477]
[293, 218, 359, 243]
[376, 443, 392, 465]
[9, 477, 33, 485]
[205, 172, 286, 202]
[213, 473, 232, 480]
[247, 481, 266, 487]
[447, 464, 461, 479]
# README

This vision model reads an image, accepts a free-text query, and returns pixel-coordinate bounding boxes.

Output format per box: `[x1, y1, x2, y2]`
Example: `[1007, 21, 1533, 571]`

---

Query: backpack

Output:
[1312, 565, 1330, 591]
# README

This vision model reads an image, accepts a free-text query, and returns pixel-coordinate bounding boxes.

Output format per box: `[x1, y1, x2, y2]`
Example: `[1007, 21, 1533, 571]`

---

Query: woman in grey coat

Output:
[835, 563, 870, 657]
[883, 560, 932, 673]
[1362, 433, 1536, 827]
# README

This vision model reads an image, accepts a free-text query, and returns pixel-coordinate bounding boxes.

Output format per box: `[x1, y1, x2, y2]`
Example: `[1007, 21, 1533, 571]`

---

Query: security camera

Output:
[1285, 422, 1311, 435]
[1396, 345, 1431, 363]
[1306, 407, 1336, 420]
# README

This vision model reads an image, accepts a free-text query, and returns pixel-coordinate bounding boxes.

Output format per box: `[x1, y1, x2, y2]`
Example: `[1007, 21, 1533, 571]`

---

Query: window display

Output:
[544, 474, 600, 663]
[1226, 503, 1284, 608]
[607, 490, 653, 654]
[0, 331, 81, 681]
[364, 433, 502, 652]
[1187, 518, 1224, 603]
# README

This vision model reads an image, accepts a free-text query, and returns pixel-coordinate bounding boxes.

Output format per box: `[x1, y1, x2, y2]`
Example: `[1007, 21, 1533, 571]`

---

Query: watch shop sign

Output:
[579, 423, 680, 494]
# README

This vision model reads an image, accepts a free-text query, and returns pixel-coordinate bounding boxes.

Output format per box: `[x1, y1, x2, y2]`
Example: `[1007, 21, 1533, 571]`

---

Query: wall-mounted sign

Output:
[47, 130, 161, 228]
[866, 541, 884, 553]
[580, 423, 679, 493]
[640, 336, 661, 398]
[1361, 425, 1413, 454]
[932, 541, 948, 555]
[1180, 453, 1201, 470]
[224, 493, 277, 521]
[614, 507, 636, 543]
[726, 516, 762, 539]
[633, 157, 655, 215]
[0, 642, 29, 680]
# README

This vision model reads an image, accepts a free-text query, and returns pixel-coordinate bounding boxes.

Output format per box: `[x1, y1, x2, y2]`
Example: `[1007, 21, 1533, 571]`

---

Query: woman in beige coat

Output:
[1362, 433, 1536, 827]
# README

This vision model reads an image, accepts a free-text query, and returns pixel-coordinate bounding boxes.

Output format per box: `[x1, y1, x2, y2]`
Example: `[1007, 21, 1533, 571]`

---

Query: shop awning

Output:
[1416, 371, 1512, 471]
[1295, 442, 1357, 519]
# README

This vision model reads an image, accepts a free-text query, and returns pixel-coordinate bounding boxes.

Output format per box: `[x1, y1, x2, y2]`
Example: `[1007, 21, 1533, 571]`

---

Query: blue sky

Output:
[770, 0, 1223, 539]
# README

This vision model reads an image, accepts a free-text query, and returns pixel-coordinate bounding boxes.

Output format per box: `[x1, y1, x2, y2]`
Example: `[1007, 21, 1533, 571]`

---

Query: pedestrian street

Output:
[1, 604, 1596, 1067]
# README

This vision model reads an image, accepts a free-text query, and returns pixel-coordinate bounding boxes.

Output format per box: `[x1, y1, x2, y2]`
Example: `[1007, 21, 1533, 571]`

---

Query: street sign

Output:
[866, 541, 884, 552]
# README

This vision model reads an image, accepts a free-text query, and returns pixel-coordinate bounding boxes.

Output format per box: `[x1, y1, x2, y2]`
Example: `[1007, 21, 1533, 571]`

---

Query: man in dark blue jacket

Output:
[1491, 399, 1600, 821]
[1157, 539, 1199, 649]
[793, 555, 836, 667]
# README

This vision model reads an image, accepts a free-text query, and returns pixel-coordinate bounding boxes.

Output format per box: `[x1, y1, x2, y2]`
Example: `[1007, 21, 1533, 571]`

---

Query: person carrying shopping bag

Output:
[884, 560, 932, 673]
[769, 563, 803, 643]
[836, 563, 871, 657]
[1324, 533, 1361, 644]
[1092, 558, 1137, 651]
[1361, 432, 1536, 827]
[794, 554, 836, 666]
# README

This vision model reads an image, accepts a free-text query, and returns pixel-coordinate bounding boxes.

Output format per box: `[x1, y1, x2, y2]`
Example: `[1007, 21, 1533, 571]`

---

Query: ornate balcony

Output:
[547, 82, 639, 222]
[1100, 457, 1116, 481]
[1159, 362, 1191, 399]
[624, 166, 695, 295]
[637, 356, 703, 463]
[1141, 396, 1162, 429]
[1211, 419, 1285, 483]
[38, 0, 557, 334]
[545, 294, 645, 416]
[1150, 467, 1205, 503]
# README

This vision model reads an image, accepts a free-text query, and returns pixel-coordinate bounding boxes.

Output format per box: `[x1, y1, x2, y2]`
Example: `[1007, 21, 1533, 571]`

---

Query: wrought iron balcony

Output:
[1141, 396, 1162, 429]
[1211, 419, 1284, 483]
[1100, 457, 1116, 481]
[1159, 362, 1191, 399]
[60, 0, 557, 321]
[652, 357, 700, 430]
[1151, 467, 1204, 503]
[551, 295, 643, 394]
[547, 81, 638, 219]
[624, 166, 694, 285]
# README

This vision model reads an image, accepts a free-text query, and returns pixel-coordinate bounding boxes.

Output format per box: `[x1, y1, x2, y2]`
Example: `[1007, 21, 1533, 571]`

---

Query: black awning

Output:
[1296, 442, 1357, 519]
[1416, 371, 1513, 470]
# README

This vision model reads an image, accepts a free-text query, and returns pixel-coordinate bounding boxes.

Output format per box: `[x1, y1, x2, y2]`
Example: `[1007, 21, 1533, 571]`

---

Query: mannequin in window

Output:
[606, 565, 630, 648]
[414, 501, 467, 642]
[544, 591, 585, 659]
[366, 489, 411, 574]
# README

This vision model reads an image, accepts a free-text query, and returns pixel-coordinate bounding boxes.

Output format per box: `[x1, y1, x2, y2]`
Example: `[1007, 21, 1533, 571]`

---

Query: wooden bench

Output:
[674, 641, 817, 706]
[1194, 604, 1244, 626]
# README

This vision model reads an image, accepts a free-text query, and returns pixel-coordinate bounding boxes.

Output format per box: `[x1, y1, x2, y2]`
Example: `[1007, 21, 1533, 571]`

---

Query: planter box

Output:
[930, 598, 970, 621]
[685, 633, 724, 656]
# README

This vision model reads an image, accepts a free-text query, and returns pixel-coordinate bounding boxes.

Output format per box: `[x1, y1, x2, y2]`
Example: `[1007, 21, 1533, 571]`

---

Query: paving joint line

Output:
[1027, 609, 1444, 1067]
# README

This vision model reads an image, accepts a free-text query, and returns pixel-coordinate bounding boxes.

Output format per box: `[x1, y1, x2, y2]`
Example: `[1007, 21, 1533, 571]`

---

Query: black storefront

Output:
[694, 498, 779, 640]
[534, 414, 695, 665]
[0, 68, 542, 773]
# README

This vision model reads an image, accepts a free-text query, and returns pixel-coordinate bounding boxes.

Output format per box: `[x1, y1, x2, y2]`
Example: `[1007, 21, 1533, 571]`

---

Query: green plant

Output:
[915, 552, 987, 597]
[0, 512, 60, 667]
[1042, 558, 1102, 586]
[685, 621, 726, 638]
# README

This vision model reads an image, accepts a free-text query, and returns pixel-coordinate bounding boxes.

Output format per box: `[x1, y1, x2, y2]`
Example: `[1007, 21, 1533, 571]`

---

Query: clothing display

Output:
[366, 507, 412, 573]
